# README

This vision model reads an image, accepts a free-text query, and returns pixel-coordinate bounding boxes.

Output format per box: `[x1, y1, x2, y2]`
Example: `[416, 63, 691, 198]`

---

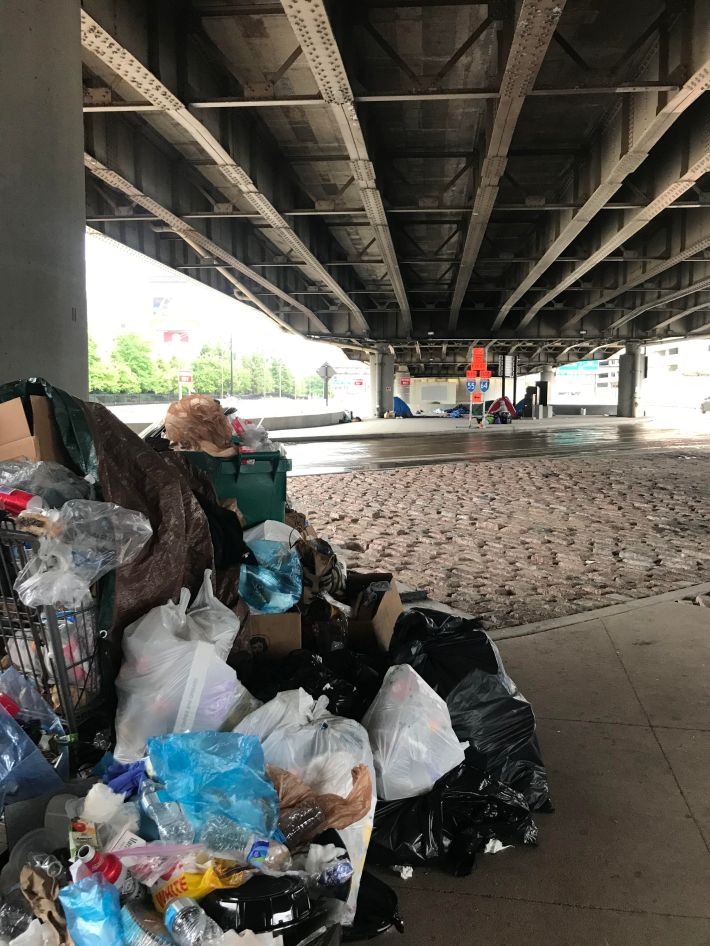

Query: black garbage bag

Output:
[390, 609, 551, 811]
[343, 871, 404, 942]
[368, 760, 538, 877]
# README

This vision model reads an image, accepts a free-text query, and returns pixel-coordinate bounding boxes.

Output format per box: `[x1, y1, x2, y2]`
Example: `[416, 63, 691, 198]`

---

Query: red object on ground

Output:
[77, 845, 125, 886]
[0, 693, 21, 717]
[486, 396, 517, 418]
[0, 488, 44, 517]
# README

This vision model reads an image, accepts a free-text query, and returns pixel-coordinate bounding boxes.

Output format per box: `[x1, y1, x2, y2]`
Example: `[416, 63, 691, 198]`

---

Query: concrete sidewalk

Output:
[384, 595, 710, 945]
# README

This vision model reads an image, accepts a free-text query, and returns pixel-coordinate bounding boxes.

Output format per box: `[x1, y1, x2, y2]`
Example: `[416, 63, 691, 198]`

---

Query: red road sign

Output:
[353, 379, 364, 386]
[471, 391, 483, 403]
[400, 377, 411, 385]
[466, 346, 492, 380]
[178, 371, 192, 383]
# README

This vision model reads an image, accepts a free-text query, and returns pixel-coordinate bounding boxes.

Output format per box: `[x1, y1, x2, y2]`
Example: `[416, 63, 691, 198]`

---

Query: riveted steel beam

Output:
[80, 10, 368, 333]
[84, 154, 329, 334]
[561, 211, 710, 331]
[518, 113, 710, 330]
[606, 276, 710, 332]
[650, 301, 710, 334]
[280, 0, 411, 334]
[448, 0, 566, 331]
[493, 6, 710, 330]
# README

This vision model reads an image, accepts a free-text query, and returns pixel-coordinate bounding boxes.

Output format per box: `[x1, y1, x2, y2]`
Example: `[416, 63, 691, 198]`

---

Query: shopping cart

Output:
[0, 517, 103, 734]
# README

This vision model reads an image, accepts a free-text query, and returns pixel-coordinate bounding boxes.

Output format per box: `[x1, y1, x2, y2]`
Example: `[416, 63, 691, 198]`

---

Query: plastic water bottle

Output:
[163, 898, 223, 946]
[200, 814, 291, 870]
[140, 779, 194, 844]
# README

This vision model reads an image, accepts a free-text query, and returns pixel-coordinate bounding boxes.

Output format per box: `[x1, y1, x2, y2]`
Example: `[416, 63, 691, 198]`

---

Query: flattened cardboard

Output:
[242, 610, 301, 659]
[0, 396, 67, 463]
[347, 572, 403, 653]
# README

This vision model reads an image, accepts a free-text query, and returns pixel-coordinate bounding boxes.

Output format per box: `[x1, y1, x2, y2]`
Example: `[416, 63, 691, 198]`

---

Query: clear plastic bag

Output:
[237, 690, 375, 926]
[362, 665, 466, 801]
[14, 500, 152, 608]
[147, 731, 279, 843]
[114, 585, 246, 763]
[239, 540, 302, 614]
[0, 705, 63, 806]
[0, 668, 63, 736]
[0, 460, 91, 509]
[58, 876, 123, 946]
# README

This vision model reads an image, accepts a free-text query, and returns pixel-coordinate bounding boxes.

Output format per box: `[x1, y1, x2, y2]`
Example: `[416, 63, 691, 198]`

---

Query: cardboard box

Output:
[347, 571, 403, 653]
[0, 396, 67, 463]
[241, 610, 301, 659]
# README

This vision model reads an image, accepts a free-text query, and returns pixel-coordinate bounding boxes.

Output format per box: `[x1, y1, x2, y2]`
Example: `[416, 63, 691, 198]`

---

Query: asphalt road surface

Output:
[286, 418, 710, 475]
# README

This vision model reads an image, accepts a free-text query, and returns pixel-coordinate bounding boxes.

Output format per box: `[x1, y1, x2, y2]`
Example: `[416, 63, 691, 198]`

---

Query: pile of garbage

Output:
[0, 382, 551, 945]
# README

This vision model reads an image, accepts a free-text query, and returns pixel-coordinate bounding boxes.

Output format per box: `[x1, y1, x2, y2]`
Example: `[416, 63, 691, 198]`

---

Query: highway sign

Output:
[472, 392, 483, 403]
[316, 362, 337, 380]
[354, 379, 364, 386]
[177, 370, 192, 383]
[480, 379, 490, 393]
[400, 377, 411, 386]
[466, 379, 477, 392]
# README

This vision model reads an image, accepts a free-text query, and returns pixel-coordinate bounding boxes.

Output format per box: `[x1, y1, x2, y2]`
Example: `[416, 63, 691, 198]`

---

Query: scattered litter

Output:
[0, 379, 552, 945]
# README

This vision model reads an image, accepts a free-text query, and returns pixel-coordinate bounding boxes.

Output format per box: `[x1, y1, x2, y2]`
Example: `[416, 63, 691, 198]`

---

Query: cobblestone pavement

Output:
[288, 449, 710, 628]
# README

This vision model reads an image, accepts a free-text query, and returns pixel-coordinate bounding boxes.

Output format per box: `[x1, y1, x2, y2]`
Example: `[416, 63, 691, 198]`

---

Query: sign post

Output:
[466, 379, 477, 429]
[316, 362, 337, 405]
[465, 346, 492, 428]
[177, 369, 192, 399]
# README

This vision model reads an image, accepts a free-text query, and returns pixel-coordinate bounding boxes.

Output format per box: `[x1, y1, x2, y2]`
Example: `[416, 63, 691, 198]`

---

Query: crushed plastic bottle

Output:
[279, 800, 325, 848]
[140, 779, 194, 845]
[199, 815, 291, 870]
[163, 898, 223, 946]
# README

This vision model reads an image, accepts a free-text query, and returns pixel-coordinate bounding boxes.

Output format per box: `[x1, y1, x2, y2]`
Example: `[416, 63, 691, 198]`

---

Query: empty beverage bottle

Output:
[279, 800, 325, 847]
[200, 814, 291, 870]
[163, 898, 223, 946]
[140, 778, 194, 844]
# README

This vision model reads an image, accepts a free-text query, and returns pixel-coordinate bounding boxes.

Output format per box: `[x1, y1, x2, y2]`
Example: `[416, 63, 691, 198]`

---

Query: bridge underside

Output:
[81, 0, 710, 375]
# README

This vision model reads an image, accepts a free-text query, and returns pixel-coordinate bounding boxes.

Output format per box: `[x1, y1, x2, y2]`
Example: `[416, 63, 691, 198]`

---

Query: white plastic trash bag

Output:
[243, 520, 299, 547]
[237, 690, 375, 926]
[114, 574, 250, 763]
[362, 664, 467, 801]
[181, 569, 240, 661]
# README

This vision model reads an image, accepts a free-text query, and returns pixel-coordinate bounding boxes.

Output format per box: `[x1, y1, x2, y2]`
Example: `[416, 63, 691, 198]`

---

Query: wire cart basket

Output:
[0, 517, 103, 734]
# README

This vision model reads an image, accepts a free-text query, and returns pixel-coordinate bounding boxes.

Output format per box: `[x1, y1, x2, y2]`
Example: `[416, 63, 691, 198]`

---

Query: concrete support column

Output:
[369, 349, 395, 417]
[617, 342, 645, 417]
[0, 0, 88, 396]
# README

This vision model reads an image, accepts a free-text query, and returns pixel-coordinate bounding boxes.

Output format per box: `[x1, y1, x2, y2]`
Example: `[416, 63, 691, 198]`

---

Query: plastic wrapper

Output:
[239, 540, 302, 614]
[0, 900, 34, 942]
[5, 919, 54, 946]
[151, 859, 249, 913]
[362, 665, 466, 801]
[0, 706, 63, 806]
[237, 690, 376, 926]
[14, 500, 152, 608]
[243, 521, 298, 547]
[0, 461, 91, 509]
[147, 731, 279, 846]
[114, 582, 247, 762]
[58, 876, 123, 946]
[178, 569, 240, 661]
[369, 760, 538, 876]
[0, 668, 63, 736]
[230, 415, 274, 452]
[165, 395, 236, 456]
[391, 608, 551, 810]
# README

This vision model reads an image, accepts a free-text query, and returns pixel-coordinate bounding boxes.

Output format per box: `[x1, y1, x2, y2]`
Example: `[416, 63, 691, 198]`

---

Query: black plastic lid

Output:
[201, 875, 311, 934]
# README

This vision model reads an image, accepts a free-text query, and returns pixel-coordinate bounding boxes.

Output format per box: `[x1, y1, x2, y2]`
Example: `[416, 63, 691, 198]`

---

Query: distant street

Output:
[285, 416, 710, 475]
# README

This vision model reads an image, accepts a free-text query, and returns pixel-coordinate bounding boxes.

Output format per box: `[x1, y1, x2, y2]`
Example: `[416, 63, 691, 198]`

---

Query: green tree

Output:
[112, 334, 158, 392]
[269, 358, 295, 397]
[303, 374, 325, 398]
[242, 353, 269, 396]
[153, 357, 180, 396]
[192, 344, 229, 394]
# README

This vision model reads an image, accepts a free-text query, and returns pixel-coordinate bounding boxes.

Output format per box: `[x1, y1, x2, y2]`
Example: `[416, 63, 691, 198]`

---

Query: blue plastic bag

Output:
[0, 706, 63, 808]
[239, 540, 302, 614]
[147, 731, 279, 847]
[59, 875, 123, 946]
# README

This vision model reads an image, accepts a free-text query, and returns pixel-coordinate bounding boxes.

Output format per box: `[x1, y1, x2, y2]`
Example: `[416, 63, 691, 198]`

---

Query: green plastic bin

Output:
[186, 449, 292, 526]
